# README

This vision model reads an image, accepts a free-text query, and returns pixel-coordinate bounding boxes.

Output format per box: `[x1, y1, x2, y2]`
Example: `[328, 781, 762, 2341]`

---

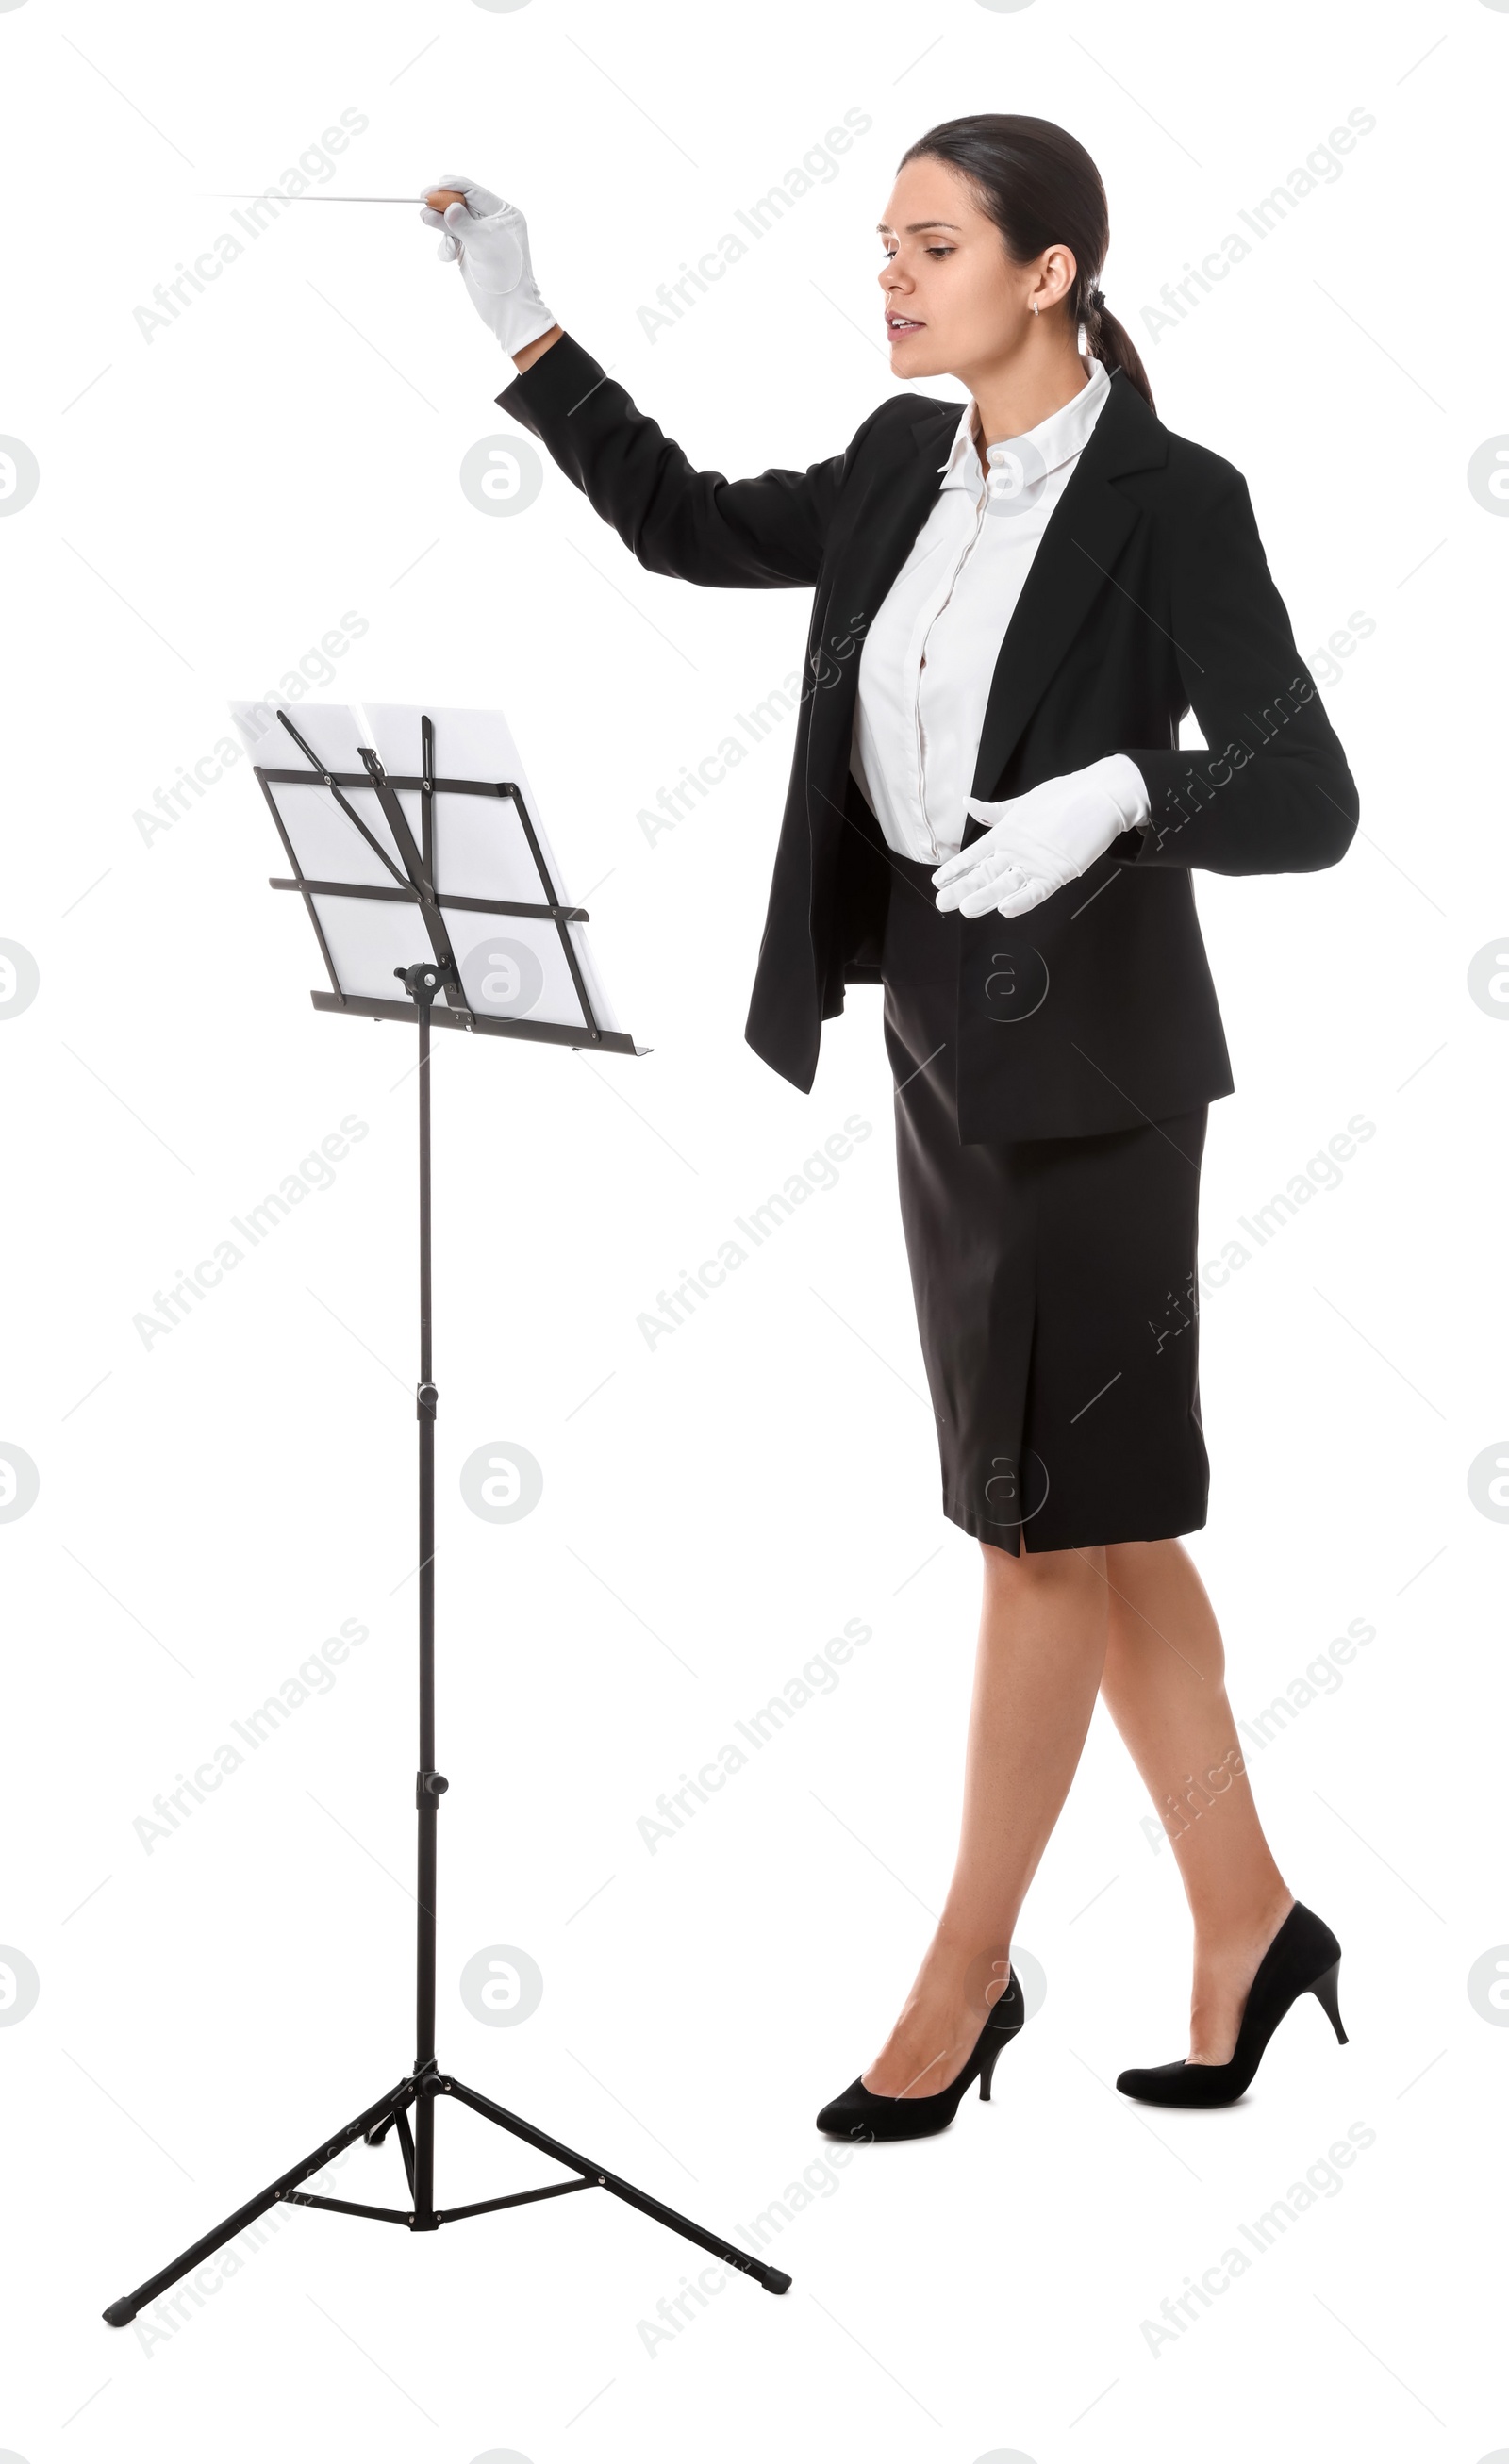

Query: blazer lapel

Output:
[804, 399, 957, 796]
[845, 398, 960, 631]
[965, 372, 1168, 831]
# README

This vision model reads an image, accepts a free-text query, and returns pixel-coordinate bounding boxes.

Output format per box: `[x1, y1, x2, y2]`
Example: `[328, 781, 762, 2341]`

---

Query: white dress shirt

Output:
[850, 354, 1150, 865]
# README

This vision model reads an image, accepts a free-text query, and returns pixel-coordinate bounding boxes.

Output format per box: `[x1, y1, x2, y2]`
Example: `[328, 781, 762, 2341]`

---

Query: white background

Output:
[2, 1, 1505, 2458]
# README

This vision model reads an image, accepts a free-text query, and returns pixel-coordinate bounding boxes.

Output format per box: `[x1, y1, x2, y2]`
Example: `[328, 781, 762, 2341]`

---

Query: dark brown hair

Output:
[898, 113, 1153, 409]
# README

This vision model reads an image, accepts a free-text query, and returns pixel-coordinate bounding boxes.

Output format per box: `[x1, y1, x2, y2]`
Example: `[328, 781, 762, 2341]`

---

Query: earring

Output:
[1031, 301, 1039, 316]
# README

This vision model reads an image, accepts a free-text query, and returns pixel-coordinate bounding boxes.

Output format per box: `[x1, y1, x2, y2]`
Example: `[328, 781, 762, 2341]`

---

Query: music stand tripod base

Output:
[104, 731, 790, 2323]
[102, 2060, 790, 2324]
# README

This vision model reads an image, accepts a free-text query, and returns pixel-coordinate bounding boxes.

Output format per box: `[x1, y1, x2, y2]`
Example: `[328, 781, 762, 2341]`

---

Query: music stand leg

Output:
[438, 2074, 791, 2290]
[101, 2077, 419, 2325]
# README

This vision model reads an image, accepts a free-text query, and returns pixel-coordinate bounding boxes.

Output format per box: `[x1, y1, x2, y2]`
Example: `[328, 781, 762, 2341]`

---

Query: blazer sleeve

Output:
[496, 330, 869, 589]
[1118, 464, 1359, 874]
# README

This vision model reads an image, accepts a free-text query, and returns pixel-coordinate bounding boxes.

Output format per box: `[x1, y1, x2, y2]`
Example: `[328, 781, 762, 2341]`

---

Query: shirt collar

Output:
[937, 354, 1110, 491]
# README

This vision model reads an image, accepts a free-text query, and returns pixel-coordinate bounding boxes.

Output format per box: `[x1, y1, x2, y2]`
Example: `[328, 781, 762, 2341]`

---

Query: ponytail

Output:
[1079, 289, 1154, 411]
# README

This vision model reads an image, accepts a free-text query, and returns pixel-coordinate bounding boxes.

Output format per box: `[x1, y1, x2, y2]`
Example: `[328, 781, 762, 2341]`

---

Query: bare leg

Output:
[862, 1533, 1109, 2097]
[1097, 1537, 1292, 2061]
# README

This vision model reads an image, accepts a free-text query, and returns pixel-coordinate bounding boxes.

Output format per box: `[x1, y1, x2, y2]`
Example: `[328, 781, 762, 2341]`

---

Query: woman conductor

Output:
[423, 116, 1358, 2140]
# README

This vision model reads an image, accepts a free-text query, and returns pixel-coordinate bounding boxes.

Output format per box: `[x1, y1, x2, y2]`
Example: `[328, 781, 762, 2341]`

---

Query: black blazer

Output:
[499, 334, 1358, 1140]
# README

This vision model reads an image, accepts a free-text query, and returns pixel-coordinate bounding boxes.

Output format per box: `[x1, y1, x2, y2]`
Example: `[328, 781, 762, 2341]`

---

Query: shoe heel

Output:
[1310, 1959, 1348, 2044]
[978, 2035, 1007, 2101]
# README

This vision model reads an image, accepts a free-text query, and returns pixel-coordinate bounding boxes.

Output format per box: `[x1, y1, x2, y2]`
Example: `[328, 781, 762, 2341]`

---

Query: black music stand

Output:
[103, 705, 790, 2327]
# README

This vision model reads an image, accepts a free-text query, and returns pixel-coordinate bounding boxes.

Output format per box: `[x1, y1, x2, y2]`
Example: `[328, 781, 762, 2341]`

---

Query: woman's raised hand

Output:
[420, 174, 557, 358]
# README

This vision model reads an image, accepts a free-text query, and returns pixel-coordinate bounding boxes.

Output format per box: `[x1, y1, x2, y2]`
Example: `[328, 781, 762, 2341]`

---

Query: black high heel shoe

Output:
[1116, 1901, 1348, 2108]
[816, 1973, 1025, 2142]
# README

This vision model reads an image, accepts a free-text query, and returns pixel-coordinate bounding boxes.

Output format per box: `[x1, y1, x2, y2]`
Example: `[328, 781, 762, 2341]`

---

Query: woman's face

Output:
[876, 156, 1074, 380]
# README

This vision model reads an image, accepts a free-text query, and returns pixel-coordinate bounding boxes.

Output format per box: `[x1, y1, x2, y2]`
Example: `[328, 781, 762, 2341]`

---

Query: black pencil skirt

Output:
[881, 848, 1211, 1553]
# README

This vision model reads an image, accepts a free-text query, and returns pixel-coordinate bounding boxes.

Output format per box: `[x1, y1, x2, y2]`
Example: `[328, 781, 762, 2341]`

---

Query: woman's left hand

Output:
[932, 755, 1151, 918]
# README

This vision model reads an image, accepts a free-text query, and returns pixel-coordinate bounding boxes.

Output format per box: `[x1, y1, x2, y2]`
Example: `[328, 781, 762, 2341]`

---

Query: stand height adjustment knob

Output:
[416, 1770, 450, 1803]
[416, 1382, 439, 1420]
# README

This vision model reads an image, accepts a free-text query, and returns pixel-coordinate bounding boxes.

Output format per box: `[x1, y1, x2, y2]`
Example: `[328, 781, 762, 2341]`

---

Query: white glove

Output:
[420, 173, 556, 357]
[932, 755, 1150, 918]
